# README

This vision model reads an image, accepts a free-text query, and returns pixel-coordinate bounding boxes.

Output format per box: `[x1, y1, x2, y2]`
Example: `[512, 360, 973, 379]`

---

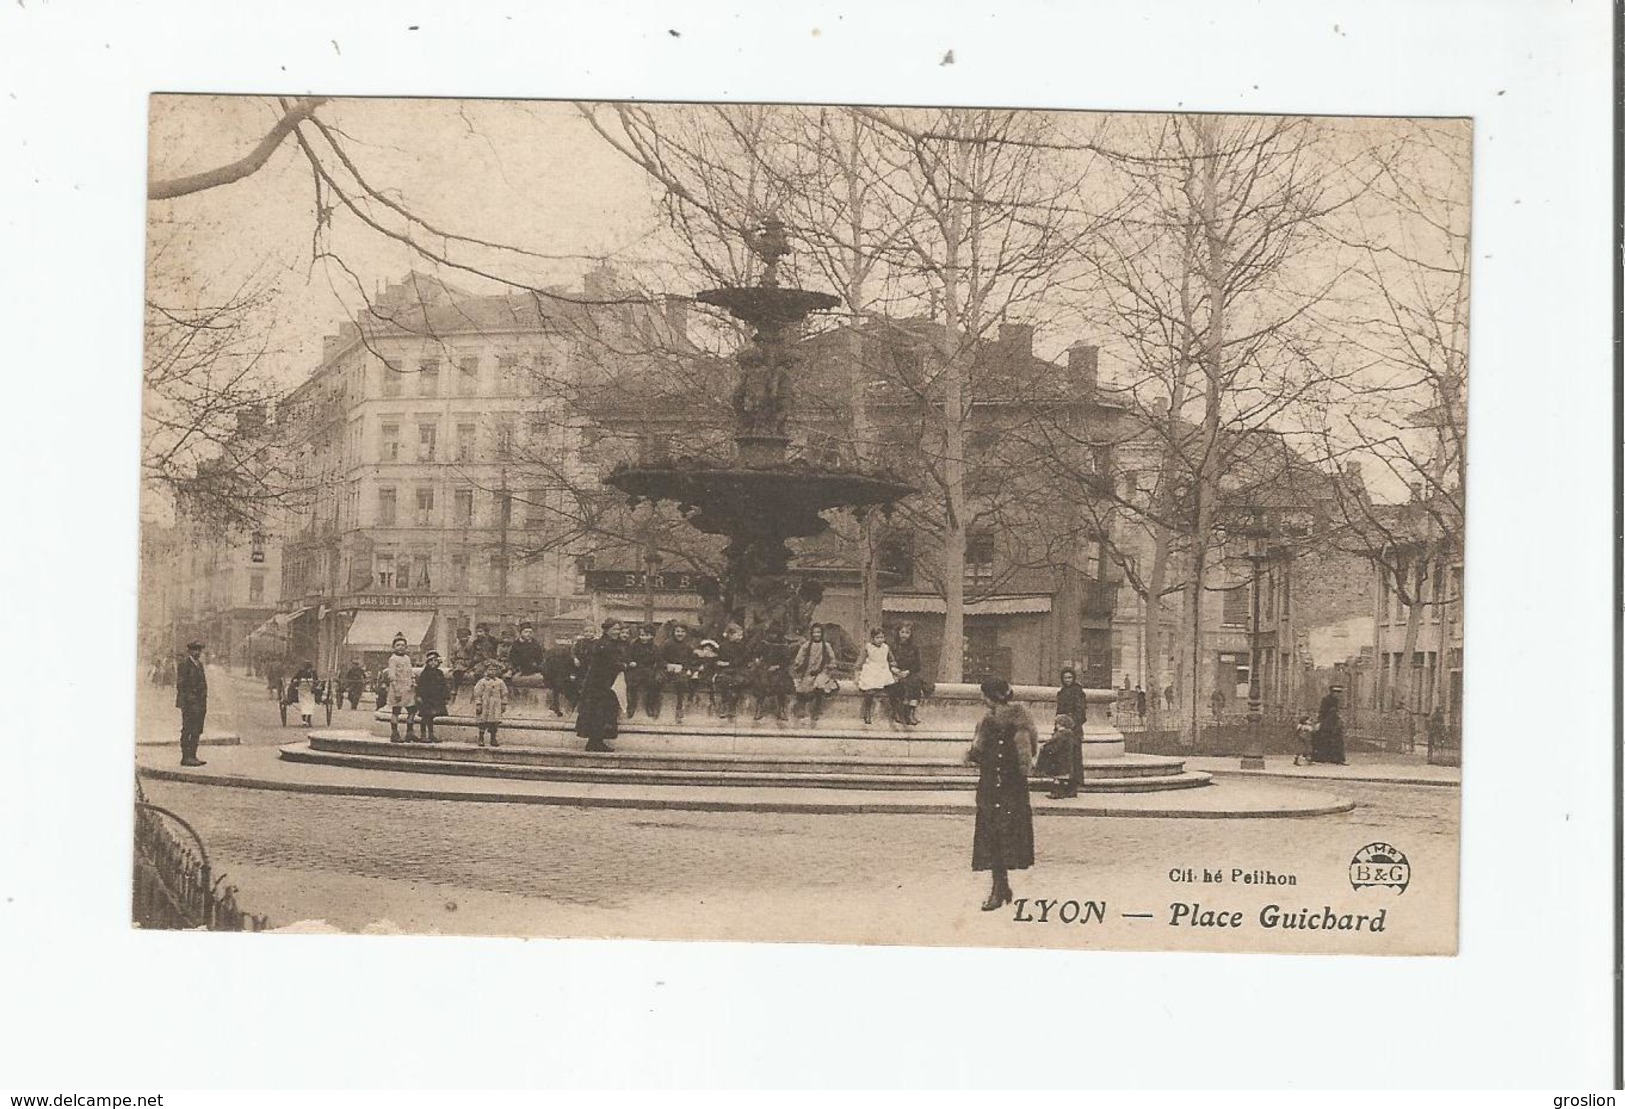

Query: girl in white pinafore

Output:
[854, 627, 899, 726]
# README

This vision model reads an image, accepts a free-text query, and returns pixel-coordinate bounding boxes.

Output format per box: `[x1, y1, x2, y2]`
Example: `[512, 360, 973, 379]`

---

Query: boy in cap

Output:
[415, 650, 450, 744]
[384, 634, 416, 742]
[507, 622, 545, 677]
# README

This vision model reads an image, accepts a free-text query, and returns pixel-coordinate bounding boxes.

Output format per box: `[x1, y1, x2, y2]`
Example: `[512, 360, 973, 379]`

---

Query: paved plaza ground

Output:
[136, 670, 1460, 954]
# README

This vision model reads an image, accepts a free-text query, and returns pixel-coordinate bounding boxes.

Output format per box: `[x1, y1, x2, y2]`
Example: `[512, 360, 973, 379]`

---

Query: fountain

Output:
[605, 218, 913, 635]
[285, 222, 1212, 794]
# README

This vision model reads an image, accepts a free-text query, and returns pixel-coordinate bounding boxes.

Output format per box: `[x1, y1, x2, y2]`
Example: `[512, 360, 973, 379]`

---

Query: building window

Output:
[1221, 585, 1249, 628]
[418, 359, 440, 397]
[380, 422, 400, 463]
[457, 356, 479, 396]
[408, 554, 431, 591]
[454, 488, 474, 526]
[494, 419, 515, 460]
[248, 571, 264, 603]
[378, 487, 397, 526]
[374, 552, 395, 590]
[497, 355, 519, 391]
[456, 422, 476, 462]
[878, 536, 913, 584]
[449, 553, 469, 591]
[415, 487, 435, 527]
[966, 532, 995, 586]
[417, 422, 437, 462]
[497, 491, 513, 527]
[525, 489, 547, 528]
[490, 553, 509, 593]
[381, 361, 403, 398]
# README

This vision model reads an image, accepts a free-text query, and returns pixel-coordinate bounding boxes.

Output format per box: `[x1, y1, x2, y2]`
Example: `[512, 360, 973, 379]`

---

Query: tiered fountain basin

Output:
[281, 684, 1213, 794]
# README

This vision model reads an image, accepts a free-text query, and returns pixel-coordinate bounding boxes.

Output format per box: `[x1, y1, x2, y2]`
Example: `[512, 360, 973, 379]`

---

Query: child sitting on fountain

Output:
[472, 660, 508, 748]
[1035, 713, 1084, 799]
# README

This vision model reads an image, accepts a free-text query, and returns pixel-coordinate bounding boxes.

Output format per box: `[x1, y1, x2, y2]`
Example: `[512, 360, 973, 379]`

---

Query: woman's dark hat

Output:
[979, 676, 1014, 703]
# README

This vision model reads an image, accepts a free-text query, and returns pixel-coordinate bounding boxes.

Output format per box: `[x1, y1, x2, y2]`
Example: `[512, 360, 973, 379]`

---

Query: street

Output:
[135, 674, 1459, 953]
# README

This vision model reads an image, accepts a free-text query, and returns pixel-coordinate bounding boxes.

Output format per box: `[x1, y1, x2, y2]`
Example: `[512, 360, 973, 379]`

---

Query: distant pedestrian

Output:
[1035, 712, 1083, 799]
[1312, 686, 1347, 765]
[343, 661, 366, 710]
[291, 662, 318, 726]
[1056, 667, 1087, 727]
[1135, 684, 1148, 721]
[471, 661, 508, 747]
[1164, 684, 1176, 712]
[966, 677, 1036, 911]
[855, 626, 899, 726]
[384, 635, 416, 743]
[266, 657, 285, 705]
[575, 619, 626, 752]
[175, 640, 208, 767]
[415, 651, 450, 744]
[1209, 686, 1226, 722]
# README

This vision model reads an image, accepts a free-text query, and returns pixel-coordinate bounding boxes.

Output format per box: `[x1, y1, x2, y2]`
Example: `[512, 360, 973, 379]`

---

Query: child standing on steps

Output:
[472, 660, 508, 748]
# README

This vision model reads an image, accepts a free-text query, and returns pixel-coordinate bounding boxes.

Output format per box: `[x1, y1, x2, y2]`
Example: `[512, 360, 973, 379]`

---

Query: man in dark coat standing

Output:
[176, 640, 209, 767]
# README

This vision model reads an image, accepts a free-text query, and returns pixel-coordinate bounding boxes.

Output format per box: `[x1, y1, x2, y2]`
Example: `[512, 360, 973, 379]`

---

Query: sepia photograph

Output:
[133, 96, 1469, 954]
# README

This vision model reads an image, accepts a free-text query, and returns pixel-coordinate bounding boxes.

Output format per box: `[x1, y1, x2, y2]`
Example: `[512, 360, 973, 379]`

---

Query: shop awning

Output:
[246, 617, 282, 641]
[272, 607, 311, 627]
[344, 610, 435, 652]
[882, 594, 1053, 616]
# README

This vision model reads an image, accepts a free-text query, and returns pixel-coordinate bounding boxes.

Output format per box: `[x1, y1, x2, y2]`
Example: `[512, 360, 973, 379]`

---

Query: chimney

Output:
[322, 334, 342, 362]
[235, 404, 267, 436]
[999, 322, 1034, 357]
[1068, 342, 1099, 392]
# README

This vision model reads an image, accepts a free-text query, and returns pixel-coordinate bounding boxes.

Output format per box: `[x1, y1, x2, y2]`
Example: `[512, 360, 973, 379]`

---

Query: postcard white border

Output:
[0, 0, 1613, 1088]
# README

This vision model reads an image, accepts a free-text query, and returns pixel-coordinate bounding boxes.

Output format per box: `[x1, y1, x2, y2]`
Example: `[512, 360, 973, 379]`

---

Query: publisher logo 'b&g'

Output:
[1349, 842, 1410, 894]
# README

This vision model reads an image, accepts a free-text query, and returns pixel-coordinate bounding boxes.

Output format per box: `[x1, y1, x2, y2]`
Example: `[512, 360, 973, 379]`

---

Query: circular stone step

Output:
[287, 736, 1213, 793]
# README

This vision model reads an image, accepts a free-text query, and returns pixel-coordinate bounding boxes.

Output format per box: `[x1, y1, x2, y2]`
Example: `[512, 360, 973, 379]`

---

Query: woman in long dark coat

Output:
[966, 677, 1037, 910]
[575, 619, 626, 752]
[1312, 685, 1347, 765]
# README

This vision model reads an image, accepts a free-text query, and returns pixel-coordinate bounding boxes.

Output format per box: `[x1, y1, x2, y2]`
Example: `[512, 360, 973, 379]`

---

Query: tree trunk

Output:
[935, 140, 969, 685]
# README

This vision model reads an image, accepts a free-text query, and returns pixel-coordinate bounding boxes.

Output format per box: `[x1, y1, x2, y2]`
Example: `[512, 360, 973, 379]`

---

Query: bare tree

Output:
[1308, 119, 1470, 714]
[1022, 114, 1365, 739]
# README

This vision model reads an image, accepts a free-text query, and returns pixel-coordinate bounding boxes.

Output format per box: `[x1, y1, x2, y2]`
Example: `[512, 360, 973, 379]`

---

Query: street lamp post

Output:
[1240, 508, 1270, 770]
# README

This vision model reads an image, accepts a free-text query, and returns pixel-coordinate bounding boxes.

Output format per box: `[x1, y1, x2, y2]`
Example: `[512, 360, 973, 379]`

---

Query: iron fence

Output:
[133, 779, 269, 932]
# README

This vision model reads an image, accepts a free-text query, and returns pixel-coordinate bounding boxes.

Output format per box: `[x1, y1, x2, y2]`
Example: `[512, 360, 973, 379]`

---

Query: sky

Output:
[145, 97, 1471, 505]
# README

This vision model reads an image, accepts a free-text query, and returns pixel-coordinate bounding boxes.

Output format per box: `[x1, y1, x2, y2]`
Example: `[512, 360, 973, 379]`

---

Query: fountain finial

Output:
[746, 217, 792, 288]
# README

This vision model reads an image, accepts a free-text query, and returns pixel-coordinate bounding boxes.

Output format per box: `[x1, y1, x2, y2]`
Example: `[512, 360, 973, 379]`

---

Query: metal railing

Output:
[132, 780, 269, 932]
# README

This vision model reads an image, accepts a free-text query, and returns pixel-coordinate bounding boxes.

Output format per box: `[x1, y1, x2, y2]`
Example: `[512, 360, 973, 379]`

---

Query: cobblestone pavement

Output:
[136, 772, 1459, 953]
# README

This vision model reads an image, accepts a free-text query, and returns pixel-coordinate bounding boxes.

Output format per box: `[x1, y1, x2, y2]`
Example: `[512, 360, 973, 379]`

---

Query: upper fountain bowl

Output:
[697, 286, 840, 327]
